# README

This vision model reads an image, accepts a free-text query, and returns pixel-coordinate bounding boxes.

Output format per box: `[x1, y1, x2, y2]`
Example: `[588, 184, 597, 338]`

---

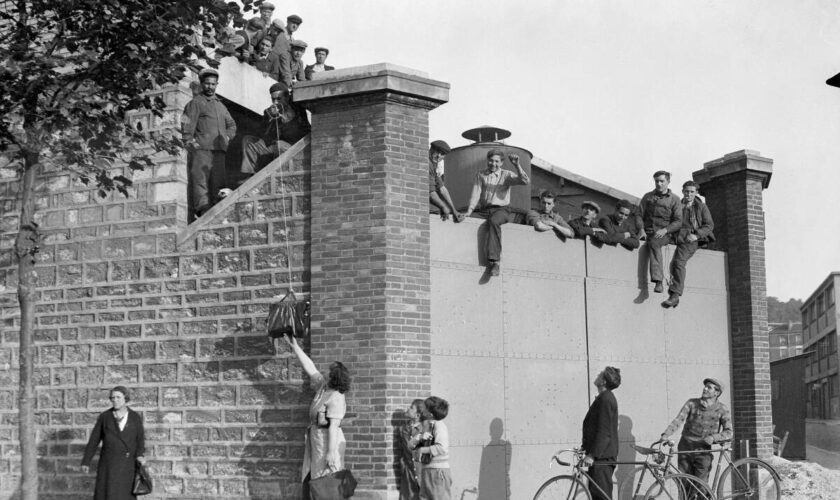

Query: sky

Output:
[256, 0, 840, 301]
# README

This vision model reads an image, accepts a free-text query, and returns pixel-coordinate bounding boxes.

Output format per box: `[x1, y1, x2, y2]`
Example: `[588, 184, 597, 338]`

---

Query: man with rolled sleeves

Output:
[427, 140, 463, 222]
[463, 149, 530, 277]
[305, 47, 335, 80]
[638, 170, 682, 293]
[595, 199, 642, 250]
[662, 180, 715, 308]
[181, 68, 237, 217]
[526, 191, 574, 239]
[660, 378, 732, 482]
[568, 201, 607, 240]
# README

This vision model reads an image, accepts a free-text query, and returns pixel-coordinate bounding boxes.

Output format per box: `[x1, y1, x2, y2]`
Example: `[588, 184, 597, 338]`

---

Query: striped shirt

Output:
[663, 398, 733, 444]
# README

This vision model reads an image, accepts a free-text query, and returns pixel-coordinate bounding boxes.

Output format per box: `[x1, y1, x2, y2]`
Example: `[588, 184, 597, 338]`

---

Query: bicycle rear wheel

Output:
[532, 474, 592, 500]
[617, 465, 664, 500]
[644, 472, 715, 500]
[716, 458, 781, 500]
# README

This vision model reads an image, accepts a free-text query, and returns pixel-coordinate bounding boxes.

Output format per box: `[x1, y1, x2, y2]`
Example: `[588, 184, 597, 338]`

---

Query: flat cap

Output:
[259, 1, 275, 10]
[271, 19, 285, 29]
[289, 39, 308, 50]
[430, 140, 451, 154]
[581, 200, 601, 213]
[246, 17, 266, 30]
[198, 68, 219, 81]
[314, 47, 329, 55]
[703, 378, 724, 394]
[287, 14, 303, 24]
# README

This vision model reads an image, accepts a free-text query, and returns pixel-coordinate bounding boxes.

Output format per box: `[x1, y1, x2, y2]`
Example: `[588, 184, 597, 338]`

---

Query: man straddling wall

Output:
[662, 180, 715, 308]
[638, 170, 682, 293]
[182, 68, 237, 218]
[463, 149, 530, 277]
[660, 378, 732, 482]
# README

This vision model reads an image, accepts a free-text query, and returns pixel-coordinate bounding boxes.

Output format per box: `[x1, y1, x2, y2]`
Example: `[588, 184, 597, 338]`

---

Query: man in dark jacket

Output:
[595, 199, 642, 250]
[240, 83, 310, 176]
[638, 171, 682, 293]
[662, 181, 715, 308]
[568, 201, 606, 239]
[305, 47, 335, 80]
[182, 68, 237, 217]
[581, 366, 621, 500]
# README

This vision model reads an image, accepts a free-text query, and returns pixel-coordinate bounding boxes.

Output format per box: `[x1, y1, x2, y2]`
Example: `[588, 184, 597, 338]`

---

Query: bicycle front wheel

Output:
[532, 474, 592, 500]
[716, 457, 781, 500]
[617, 465, 664, 500]
[644, 472, 715, 500]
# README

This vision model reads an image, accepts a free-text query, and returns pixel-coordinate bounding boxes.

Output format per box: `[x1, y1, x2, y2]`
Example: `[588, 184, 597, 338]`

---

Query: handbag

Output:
[132, 463, 153, 496]
[309, 469, 357, 499]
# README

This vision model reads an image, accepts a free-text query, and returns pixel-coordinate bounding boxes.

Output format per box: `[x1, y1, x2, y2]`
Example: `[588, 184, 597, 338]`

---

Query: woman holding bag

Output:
[286, 335, 351, 499]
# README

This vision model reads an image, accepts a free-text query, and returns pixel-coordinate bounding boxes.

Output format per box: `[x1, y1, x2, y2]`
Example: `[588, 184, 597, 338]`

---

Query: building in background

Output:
[801, 272, 839, 419]
[769, 321, 803, 362]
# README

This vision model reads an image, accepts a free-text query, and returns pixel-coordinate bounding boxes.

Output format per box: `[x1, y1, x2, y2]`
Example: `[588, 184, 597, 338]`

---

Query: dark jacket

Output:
[568, 216, 600, 239]
[676, 197, 715, 245]
[639, 189, 682, 234]
[304, 64, 335, 80]
[252, 51, 283, 82]
[181, 94, 237, 151]
[82, 408, 146, 500]
[582, 390, 618, 459]
[597, 213, 642, 249]
[259, 95, 310, 145]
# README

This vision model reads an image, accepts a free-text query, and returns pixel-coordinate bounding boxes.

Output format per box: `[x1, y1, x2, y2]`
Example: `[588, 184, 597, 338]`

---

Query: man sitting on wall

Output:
[239, 83, 310, 177]
[428, 140, 463, 222]
[252, 37, 282, 81]
[287, 40, 308, 86]
[305, 47, 335, 80]
[639, 170, 682, 293]
[661, 180, 715, 308]
[595, 199, 642, 250]
[568, 201, 606, 239]
[526, 191, 574, 239]
[463, 149, 530, 277]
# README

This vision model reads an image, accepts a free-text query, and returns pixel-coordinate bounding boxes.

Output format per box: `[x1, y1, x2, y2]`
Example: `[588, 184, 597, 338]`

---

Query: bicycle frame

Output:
[552, 448, 674, 500]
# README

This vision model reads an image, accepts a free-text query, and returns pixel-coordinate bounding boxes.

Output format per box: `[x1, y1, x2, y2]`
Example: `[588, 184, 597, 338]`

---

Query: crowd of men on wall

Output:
[427, 141, 715, 309]
[182, 2, 332, 219]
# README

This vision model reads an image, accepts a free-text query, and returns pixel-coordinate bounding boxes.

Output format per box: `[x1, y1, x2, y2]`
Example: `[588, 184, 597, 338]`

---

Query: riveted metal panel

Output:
[680, 249, 728, 291]
[431, 265, 504, 353]
[663, 290, 730, 364]
[510, 443, 580, 499]
[502, 273, 587, 358]
[585, 238, 646, 283]
[501, 223, 588, 277]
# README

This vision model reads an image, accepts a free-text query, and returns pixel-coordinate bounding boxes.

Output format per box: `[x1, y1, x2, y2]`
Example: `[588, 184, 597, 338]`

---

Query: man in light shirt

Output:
[305, 47, 335, 80]
[463, 149, 530, 276]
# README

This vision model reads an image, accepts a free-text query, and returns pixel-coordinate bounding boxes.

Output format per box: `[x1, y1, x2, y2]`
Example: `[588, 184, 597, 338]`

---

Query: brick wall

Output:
[695, 150, 774, 459]
[0, 79, 313, 499]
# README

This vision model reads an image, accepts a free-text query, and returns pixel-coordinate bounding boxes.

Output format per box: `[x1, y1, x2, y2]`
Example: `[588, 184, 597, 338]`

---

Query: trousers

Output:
[240, 135, 291, 174]
[190, 149, 227, 212]
[669, 240, 699, 296]
[677, 438, 713, 481]
[588, 458, 615, 500]
[645, 233, 671, 283]
[475, 206, 515, 262]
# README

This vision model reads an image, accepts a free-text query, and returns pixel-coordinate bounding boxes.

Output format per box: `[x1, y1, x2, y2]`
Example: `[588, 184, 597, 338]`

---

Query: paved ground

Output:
[806, 419, 840, 470]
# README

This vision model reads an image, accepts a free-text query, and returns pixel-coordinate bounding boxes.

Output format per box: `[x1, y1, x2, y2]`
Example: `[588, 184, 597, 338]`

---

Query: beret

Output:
[430, 140, 451, 154]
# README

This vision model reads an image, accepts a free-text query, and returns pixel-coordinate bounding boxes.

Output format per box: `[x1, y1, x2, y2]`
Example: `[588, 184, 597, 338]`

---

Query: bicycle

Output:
[533, 448, 714, 500]
[621, 439, 782, 500]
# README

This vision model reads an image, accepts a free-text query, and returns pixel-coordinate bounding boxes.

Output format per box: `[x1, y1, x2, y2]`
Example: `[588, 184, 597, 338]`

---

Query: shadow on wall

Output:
[476, 417, 511, 500]
[615, 414, 637, 500]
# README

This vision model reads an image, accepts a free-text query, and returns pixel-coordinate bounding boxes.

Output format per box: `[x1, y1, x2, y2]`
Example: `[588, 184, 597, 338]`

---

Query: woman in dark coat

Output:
[81, 386, 146, 500]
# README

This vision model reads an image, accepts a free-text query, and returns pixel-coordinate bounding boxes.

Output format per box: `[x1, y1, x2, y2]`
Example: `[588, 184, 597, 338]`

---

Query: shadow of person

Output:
[615, 414, 637, 500]
[477, 417, 511, 500]
[391, 409, 410, 498]
[633, 244, 651, 304]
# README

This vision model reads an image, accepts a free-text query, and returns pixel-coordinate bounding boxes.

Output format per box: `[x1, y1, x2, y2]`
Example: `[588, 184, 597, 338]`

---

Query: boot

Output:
[661, 293, 680, 309]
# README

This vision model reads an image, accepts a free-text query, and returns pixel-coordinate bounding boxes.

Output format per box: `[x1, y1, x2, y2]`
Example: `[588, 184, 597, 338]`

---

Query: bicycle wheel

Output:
[644, 472, 715, 500]
[532, 475, 592, 500]
[617, 465, 664, 500]
[716, 457, 781, 500]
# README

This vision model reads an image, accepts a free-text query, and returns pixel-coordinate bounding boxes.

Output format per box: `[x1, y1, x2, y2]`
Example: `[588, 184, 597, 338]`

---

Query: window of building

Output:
[811, 303, 817, 323]
[818, 293, 825, 315]
[828, 285, 835, 307]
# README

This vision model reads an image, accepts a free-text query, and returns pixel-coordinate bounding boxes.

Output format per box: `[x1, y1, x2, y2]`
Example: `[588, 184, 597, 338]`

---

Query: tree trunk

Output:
[14, 151, 40, 500]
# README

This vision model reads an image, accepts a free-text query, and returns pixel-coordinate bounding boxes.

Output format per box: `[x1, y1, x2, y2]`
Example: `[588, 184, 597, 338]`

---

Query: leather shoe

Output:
[489, 261, 500, 277]
[661, 294, 680, 308]
[653, 281, 664, 293]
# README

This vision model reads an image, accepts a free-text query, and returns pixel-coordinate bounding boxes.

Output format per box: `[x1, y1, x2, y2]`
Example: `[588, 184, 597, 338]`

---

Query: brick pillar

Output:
[295, 64, 449, 499]
[693, 149, 773, 459]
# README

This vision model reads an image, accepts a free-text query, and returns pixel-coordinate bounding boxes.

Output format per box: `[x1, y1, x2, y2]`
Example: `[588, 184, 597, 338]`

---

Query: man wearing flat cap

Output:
[305, 47, 335, 80]
[464, 149, 530, 277]
[182, 68, 237, 218]
[428, 140, 463, 222]
[287, 39, 307, 85]
[660, 378, 732, 482]
[240, 83, 310, 176]
[568, 201, 607, 240]
[271, 15, 303, 88]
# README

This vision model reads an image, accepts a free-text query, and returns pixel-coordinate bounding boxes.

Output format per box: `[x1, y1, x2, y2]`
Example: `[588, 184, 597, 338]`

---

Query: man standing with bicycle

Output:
[660, 378, 733, 482]
[581, 366, 622, 500]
